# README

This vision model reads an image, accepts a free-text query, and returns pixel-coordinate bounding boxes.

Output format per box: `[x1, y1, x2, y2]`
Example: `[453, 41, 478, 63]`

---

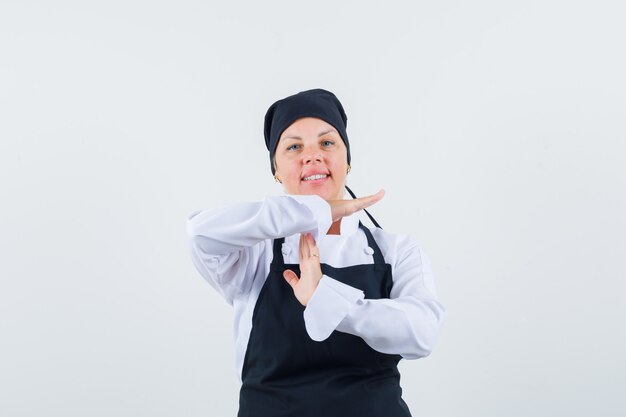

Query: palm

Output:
[283, 233, 322, 306]
[329, 189, 385, 222]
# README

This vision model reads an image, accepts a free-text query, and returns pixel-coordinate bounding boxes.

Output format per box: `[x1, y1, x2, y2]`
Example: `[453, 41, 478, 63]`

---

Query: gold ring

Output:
[312, 254, 319, 257]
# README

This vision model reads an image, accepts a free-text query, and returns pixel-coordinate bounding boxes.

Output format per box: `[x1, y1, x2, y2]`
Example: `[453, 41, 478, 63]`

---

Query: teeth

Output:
[303, 174, 328, 181]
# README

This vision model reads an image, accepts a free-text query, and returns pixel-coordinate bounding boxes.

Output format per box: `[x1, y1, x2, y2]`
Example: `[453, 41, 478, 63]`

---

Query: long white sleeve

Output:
[303, 238, 446, 359]
[186, 194, 332, 304]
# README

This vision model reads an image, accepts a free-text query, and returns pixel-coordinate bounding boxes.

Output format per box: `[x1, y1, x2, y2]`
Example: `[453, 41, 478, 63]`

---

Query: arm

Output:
[303, 239, 446, 359]
[186, 194, 332, 304]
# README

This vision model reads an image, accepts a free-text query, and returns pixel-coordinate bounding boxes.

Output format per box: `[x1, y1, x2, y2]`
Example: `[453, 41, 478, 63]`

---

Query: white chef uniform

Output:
[186, 193, 446, 384]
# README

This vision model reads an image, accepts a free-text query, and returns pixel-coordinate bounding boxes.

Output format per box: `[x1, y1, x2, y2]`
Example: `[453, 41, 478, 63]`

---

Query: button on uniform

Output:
[364, 246, 374, 255]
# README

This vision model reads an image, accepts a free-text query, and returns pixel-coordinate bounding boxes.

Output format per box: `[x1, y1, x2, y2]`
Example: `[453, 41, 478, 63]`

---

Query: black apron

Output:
[237, 221, 412, 417]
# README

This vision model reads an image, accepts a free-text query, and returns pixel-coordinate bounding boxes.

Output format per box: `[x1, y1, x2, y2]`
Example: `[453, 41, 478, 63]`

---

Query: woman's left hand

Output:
[283, 233, 322, 306]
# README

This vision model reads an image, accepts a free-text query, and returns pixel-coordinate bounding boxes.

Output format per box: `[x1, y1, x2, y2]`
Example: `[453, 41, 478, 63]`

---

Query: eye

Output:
[286, 144, 301, 151]
[321, 140, 335, 147]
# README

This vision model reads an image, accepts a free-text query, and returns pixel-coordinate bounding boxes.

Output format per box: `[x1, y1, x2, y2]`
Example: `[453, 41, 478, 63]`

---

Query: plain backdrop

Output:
[1, 1, 625, 416]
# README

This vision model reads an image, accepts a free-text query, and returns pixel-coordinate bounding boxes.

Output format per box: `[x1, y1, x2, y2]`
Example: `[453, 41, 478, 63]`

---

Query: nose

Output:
[302, 147, 323, 164]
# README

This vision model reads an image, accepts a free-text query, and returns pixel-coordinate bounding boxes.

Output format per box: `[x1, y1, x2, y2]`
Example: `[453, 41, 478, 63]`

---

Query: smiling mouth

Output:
[302, 174, 330, 182]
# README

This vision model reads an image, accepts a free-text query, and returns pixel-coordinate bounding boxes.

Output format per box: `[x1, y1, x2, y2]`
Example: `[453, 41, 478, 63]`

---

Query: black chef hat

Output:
[264, 88, 351, 175]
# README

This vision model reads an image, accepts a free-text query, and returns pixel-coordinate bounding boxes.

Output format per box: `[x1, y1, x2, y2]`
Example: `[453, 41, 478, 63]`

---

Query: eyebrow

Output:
[282, 129, 337, 140]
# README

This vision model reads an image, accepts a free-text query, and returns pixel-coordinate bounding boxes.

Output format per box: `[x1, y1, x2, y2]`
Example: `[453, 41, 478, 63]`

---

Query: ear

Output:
[273, 159, 282, 183]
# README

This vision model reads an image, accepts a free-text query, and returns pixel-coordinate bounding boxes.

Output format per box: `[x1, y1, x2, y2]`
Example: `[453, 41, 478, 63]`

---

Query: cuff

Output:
[303, 275, 365, 341]
[287, 194, 333, 241]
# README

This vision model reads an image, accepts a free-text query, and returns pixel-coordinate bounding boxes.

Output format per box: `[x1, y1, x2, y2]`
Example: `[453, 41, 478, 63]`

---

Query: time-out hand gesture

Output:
[283, 232, 322, 307]
[328, 188, 385, 222]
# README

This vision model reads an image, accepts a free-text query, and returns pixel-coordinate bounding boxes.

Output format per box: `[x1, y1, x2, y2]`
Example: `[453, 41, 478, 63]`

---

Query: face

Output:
[274, 117, 348, 201]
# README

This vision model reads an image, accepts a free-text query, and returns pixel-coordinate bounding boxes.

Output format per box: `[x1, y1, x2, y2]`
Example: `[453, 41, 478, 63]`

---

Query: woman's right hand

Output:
[328, 189, 385, 222]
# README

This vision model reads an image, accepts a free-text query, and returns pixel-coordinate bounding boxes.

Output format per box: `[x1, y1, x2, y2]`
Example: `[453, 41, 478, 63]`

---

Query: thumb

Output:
[283, 269, 299, 290]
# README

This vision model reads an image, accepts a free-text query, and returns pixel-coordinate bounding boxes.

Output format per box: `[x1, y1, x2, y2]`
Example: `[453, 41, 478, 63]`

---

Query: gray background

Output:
[1, 0, 625, 416]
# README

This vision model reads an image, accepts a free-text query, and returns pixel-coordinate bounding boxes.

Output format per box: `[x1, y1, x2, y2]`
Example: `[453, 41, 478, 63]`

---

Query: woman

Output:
[186, 88, 446, 417]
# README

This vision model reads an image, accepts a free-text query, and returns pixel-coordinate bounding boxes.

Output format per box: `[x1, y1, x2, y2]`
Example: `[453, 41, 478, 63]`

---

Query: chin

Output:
[319, 190, 344, 201]
[294, 181, 344, 201]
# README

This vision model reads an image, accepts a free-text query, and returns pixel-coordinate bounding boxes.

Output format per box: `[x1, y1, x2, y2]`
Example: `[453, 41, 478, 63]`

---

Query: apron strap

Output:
[271, 237, 286, 266]
[345, 185, 383, 229]
[357, 221, 385, 265]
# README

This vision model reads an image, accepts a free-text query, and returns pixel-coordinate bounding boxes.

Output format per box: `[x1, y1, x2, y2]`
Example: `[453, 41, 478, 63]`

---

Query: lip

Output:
[300, 172, 331, 187]
[302, 176, 329, 185]
[301, 170, 330, 180]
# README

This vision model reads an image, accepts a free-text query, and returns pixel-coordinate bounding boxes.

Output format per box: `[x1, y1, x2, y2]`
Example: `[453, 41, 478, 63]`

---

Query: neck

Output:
[327, 218, 342, 235]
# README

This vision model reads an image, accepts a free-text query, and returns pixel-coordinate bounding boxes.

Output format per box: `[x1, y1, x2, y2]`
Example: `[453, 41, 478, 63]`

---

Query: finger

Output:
[302, 233, 311, 258]
[329, 190, 384, 221]
[299, 233, 304, 260]
[283, 270, 299, 289]
[305, 233, 314, 258]
[362, 189, 385, 206]
[308, 234, 319, 259]
[356, 189, 385, 211]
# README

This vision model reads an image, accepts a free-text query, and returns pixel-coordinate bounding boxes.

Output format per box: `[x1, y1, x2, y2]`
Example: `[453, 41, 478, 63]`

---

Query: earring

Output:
[346, 165, 351, 174]
[274, 174, 281, 183]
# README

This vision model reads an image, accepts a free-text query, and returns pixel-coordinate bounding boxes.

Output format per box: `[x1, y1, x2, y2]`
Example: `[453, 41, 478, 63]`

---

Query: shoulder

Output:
[367, 225, 439, 297]
[368, 225, 426, 266]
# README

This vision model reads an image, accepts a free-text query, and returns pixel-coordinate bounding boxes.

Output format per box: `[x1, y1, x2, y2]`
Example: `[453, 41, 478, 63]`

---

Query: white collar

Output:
[284, 212, 360, 245]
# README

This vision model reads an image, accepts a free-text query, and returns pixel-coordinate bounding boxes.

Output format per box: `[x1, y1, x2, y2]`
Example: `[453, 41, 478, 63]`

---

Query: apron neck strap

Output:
[357, 220, 385, 265]
[272, 237, 286, 266]
[345, 185, 383, 229]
